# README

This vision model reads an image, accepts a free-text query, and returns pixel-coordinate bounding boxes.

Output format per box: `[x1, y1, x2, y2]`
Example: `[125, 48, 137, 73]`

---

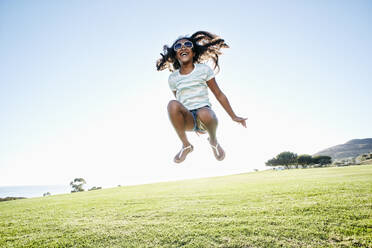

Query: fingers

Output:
[239, 117, 247, 128]
[241, 120, 247, 128]
[233, 116, 247, 128]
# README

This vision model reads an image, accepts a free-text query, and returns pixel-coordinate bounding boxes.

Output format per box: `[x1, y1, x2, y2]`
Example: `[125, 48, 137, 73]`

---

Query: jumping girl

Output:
[156, 31, 247, 163]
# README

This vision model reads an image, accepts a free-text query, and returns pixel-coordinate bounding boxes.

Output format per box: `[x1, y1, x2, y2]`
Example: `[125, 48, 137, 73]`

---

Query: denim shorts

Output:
[189, 106, 210, 132]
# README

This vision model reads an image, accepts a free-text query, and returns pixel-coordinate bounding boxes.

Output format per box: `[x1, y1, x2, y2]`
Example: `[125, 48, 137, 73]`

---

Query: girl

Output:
[156, 31, 247, 163]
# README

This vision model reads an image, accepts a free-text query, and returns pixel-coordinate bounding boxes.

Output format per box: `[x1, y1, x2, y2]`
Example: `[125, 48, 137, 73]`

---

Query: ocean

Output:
[0, 185, 72, 198]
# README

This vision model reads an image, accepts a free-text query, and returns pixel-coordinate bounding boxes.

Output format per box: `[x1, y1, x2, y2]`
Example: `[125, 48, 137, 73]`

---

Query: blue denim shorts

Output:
[189, 106, 210, 132]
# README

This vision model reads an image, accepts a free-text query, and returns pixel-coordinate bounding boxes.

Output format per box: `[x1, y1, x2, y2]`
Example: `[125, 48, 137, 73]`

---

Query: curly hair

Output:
[156, 31, 229, 73]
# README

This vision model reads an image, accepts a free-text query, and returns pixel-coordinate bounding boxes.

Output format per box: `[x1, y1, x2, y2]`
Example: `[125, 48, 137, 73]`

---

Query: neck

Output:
[179, 62, 194, 75]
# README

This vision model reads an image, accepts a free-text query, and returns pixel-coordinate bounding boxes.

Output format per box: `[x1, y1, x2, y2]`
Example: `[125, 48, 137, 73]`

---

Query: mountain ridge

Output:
[313, 138, 372, 160]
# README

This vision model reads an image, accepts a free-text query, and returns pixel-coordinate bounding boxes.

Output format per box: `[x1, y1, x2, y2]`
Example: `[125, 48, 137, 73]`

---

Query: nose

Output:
[180, 45, 190, 52]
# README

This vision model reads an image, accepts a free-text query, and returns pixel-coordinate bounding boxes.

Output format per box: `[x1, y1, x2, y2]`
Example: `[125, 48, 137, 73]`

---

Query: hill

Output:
[313, 138, 372, 160]
[1, 165, 371, 247]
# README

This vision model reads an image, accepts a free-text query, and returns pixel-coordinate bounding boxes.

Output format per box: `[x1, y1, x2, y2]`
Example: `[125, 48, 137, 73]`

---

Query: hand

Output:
[232, 116, 247, 128]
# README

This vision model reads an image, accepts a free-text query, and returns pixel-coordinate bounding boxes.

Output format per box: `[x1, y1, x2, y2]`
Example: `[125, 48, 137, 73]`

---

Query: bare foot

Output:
[174, 145, 194, 163]
[208, 138, 225, 161]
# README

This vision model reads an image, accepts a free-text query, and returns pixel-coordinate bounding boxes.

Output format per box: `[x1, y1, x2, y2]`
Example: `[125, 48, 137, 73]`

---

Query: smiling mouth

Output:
[181, 52, 188, 57]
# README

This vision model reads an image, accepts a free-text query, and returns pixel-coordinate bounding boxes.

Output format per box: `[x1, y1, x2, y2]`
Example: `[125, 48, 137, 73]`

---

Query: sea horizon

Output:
[0, 185, 72, 198]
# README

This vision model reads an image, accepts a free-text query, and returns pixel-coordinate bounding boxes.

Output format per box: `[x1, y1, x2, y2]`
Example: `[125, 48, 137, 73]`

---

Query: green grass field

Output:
[1, 165, 371, 248]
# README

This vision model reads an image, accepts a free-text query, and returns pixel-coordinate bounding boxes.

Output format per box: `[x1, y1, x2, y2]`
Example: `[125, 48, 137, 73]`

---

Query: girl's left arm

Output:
[207, 78, 247, 128]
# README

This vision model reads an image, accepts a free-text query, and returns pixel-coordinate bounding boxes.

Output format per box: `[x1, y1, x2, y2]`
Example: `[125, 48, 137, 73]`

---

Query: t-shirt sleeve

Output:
[168, 74, 176, 91]
[205, 65, 215, 81]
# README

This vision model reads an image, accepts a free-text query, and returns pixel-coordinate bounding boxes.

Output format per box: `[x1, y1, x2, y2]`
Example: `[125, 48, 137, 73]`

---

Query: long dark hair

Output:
[156, 31, 229, 73]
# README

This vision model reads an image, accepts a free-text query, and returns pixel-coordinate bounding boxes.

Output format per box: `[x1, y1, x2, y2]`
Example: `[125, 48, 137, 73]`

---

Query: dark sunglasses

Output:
[173, 41, 193, 51]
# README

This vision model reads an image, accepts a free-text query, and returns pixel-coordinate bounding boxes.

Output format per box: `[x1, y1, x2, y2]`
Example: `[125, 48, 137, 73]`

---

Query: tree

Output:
[297, 154, 313, 168]
[266, 151, 298, 169]
[70, 178, 86, 193]
[276, 151, 298, 169]
[312, 156, 332, 166]
[265, 157, 279, 167]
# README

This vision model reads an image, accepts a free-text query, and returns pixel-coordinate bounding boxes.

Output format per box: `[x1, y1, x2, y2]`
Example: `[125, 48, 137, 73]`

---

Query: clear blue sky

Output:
[1, 0, 371, 187]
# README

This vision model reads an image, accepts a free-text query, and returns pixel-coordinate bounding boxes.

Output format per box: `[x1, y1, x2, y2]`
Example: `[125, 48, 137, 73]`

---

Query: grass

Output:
[1, 165, 371, 248]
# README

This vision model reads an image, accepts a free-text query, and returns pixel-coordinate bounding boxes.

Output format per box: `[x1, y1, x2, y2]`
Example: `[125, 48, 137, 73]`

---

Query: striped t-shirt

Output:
[168, 63, 215, 110]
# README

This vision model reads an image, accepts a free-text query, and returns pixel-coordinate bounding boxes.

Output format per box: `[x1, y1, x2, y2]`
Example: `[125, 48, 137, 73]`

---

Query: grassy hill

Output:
[1, 165, 371, 248]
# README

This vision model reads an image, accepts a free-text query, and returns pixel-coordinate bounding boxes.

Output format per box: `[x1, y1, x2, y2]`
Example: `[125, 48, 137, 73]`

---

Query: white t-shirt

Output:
[168, 63, 215, 110]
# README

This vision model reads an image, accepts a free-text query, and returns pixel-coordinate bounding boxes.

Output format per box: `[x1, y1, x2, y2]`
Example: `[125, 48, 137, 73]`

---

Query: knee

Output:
[167, 100, 181, 114]
[197, 108, 217, 125]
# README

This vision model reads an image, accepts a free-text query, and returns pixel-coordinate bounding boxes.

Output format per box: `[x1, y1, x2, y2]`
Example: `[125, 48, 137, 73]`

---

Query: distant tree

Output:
[70, 178, 86, 193]
[43, 192, 51, 197]
[266, 151, 298, 169]
[88, 186, 102, 191]
[265, 157, 279, 167]
[276, 151, 298, 169]
[297, 154, 313, 168]
[0, 197, 26, 202]
[312, 156, 332, 166]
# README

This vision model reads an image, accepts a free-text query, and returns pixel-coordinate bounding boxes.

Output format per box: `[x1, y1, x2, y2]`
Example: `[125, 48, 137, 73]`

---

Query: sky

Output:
[1, 0, 371, 187]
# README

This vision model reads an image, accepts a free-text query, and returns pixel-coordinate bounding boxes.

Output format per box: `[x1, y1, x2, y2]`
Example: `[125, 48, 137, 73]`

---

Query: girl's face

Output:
[174, 39, 194, 65]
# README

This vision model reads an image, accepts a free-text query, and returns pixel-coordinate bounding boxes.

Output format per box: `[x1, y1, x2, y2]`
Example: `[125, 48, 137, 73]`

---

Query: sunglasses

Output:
[173, 41, 193, 51]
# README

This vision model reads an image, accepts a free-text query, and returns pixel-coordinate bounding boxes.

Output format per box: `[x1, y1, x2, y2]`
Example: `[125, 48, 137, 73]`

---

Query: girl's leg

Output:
[197, 107, 225, 161]
[167, 100, 195, 163]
